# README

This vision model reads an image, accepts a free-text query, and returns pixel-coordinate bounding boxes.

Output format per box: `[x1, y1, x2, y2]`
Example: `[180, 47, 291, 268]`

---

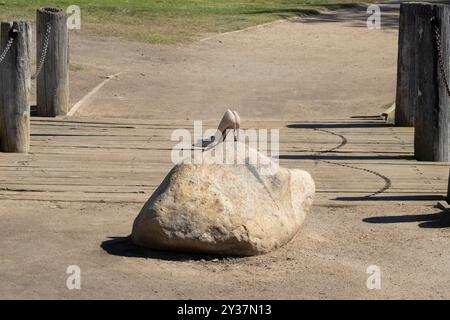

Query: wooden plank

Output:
[0, 114, 447, 206]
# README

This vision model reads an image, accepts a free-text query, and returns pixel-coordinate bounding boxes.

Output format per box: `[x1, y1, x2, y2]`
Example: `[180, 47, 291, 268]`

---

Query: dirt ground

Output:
[2, 3, 450, 299]
[1, 201, 449, 299]
[62, 3, 399, 121]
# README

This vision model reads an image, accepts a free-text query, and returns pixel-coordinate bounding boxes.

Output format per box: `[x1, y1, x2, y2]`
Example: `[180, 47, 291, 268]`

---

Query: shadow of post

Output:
[363, 211, 450, 228]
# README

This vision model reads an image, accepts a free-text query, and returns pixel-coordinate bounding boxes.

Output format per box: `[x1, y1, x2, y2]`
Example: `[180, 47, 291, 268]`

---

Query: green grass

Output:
[69, 63, 84, 71]
[0, 1, 360, 43]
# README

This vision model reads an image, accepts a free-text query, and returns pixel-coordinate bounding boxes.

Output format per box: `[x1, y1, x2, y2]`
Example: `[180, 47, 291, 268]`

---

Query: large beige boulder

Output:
[131, 143, 315, 256]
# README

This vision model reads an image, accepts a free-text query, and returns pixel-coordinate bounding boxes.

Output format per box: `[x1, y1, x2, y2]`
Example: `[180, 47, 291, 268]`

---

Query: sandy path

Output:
[67, 4, 399, 121]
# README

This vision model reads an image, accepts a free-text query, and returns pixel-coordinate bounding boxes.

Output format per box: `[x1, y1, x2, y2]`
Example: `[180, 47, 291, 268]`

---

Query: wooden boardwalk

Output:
[0, 116, 448, 206]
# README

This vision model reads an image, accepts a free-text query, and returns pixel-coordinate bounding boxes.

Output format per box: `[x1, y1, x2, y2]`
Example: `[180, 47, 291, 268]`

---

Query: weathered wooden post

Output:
[414, 3, 450, 162]
[36, 8, 69, 117]
[395, 3, 418, 126]
[447, 170, 450, 202]
[0, 21, 31, 153]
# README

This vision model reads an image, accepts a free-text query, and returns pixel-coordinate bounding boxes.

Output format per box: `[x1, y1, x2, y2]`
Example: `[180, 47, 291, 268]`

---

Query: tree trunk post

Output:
[36, 7, 69, 117]
[0, 21, 31, 153]
[395, 3, 418, 126]
[414, 3, 450, 162]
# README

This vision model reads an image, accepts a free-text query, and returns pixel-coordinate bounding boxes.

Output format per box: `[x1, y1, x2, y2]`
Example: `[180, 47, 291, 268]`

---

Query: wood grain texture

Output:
[0, 21, 31, 153]
[395, 3, 418, 126]
[0, 116, 448, 205]
[36, 8, 69, 116]
[414, 3, 450, 162]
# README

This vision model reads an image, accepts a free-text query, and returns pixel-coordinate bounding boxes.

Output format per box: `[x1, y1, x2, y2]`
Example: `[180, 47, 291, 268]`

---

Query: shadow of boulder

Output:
[100, 236, 230, 261]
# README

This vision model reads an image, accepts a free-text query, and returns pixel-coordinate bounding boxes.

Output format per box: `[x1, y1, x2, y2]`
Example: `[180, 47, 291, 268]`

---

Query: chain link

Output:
[432, 19, 450, 98]
[31, 22, 51, 80]
[0, 37, 14, 65]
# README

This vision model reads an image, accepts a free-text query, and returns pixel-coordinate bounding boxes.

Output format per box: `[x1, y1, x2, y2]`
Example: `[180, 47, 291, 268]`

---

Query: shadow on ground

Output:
[297, 0, 449, 30]
[240, 2, 360, 18]
[286, 123, 392, 129]
[363, 210, 450, 228]
[293, 2, 400, 29]
[350, 115, 386, 120]
[280, 154, 413, 160]
[283, 120, 412, 161]
[335, 195, 444, 201]
[101, 236, 231, 261]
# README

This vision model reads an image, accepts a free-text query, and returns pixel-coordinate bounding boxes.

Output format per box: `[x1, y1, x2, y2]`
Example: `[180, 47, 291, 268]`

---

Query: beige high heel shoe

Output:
[217, 109, 240, 142]
[195, 109, 241, 148]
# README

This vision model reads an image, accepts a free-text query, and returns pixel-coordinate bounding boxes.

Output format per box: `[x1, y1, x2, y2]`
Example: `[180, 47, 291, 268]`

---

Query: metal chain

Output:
[432, 19, 450, 98]
[0, 37, 14, 64]
[31, 22, 51, 80]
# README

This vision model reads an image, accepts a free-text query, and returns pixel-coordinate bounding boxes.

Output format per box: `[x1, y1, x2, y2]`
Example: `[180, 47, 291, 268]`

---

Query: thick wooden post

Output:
[395, 3, 418, 126]
[36, 8, 69, 117]
[0, 21, 31, 153]
[414, 3, 450, 162]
